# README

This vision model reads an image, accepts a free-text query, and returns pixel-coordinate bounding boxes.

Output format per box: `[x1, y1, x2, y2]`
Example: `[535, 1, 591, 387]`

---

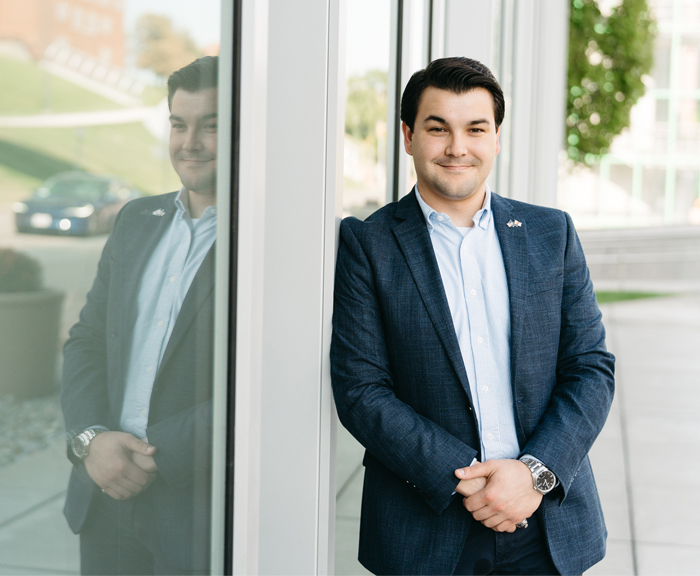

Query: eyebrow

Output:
[169, 112, 218, 122]
[423, 115, 490, 126]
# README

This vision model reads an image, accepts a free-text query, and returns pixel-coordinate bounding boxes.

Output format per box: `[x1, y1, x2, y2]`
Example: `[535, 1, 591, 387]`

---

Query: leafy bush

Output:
[0, 249, 43, 292]
[567, 0, 656, 165]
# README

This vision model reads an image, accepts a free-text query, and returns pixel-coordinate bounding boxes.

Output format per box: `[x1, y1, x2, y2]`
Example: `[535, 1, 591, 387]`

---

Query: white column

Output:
[232, 0, 269, 574]
[253, 0, 346, 574]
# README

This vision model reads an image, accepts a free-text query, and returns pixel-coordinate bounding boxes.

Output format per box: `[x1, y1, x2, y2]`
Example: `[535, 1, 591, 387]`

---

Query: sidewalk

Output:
[335, 292, 700, 575]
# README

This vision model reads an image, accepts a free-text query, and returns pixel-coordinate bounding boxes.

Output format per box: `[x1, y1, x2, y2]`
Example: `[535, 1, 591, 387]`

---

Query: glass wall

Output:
[341, 0, 391, 220]
[0, 0, 229, 573]
[559, 0, 700, 228]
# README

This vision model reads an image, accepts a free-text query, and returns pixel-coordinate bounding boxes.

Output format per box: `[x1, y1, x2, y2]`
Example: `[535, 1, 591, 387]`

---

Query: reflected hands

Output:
[84, 431, 158, 500]
[454, 459, 542, 533]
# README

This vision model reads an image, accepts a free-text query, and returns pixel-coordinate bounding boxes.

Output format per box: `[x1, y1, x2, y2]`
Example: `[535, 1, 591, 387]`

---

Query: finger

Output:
[103, 482, 135, 500]
[112, 472, 147, 493]
[455, 461, 492, 479]
[493, 520, 516, 533]
[132, 454, 158, 473]
[122, 435, 156, 456]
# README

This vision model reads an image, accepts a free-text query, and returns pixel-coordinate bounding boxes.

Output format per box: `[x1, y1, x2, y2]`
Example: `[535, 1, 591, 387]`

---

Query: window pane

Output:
[342, 0, 391, 220]
[0, 1, 225, 573]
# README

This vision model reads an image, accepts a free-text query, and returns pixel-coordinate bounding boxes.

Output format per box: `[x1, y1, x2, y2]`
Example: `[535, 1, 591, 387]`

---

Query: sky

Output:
[345, 0, 391, 76]
[123, 0, 389, 76]
[123, 0, 222, 49]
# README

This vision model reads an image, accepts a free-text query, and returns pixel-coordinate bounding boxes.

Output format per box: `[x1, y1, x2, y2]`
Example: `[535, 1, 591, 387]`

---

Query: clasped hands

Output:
[454, 459, 542, 533]
[84, 431, 158, 500]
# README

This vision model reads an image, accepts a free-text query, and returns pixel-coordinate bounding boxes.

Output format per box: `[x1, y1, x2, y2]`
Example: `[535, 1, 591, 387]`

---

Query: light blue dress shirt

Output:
[415, 185, 519, 461]
[119, 188, 217, 439]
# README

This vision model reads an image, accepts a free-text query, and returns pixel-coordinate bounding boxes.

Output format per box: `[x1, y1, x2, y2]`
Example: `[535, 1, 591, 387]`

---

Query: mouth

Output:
[438, 164, 475, 171]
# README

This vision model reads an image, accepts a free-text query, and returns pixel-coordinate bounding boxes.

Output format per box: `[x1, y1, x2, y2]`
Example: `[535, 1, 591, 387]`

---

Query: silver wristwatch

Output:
[520, 457, 556, 495]
[70, 428, 104, 460]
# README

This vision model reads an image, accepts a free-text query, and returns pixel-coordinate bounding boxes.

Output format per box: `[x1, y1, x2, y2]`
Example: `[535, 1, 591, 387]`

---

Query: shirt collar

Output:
[174, 187, 218, 221]
[174, 187, 189, 219]
[414, 184, 492, 231]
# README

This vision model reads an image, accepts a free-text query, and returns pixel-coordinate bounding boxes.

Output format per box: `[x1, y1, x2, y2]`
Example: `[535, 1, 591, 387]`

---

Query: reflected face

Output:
[402, 87, 500, 204]
[169, 87, 218, 196]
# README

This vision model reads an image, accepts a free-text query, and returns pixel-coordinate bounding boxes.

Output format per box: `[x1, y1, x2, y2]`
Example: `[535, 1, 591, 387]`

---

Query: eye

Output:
[428, 126, 446, 133]
[171, 123, 186, 131]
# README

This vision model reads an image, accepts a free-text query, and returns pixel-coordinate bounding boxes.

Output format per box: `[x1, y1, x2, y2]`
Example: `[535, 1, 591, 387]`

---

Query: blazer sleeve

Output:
[61, 212, 123, 435]
[520, 212, 615, 500]
[331, 219, 478, 515]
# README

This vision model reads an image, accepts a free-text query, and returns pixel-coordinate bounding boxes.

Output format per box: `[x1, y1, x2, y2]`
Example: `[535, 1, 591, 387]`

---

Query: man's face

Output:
[169, 87, 218, 196]
[402, 87, 500, 204]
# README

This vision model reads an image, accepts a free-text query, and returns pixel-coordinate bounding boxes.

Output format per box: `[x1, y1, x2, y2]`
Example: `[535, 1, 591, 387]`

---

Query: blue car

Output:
[13, 172, 141, 236]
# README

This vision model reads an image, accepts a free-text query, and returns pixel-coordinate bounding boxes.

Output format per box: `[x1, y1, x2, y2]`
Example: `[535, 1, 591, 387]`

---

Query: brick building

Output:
[0, 0, 124, 66]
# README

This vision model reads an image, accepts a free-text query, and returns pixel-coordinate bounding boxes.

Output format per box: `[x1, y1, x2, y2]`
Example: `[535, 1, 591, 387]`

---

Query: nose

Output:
[183, 127, 203, 151]
[446, 132, 469, 157]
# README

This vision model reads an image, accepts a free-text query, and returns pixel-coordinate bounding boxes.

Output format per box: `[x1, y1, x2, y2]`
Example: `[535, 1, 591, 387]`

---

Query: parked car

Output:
[12, 171, 141, 236]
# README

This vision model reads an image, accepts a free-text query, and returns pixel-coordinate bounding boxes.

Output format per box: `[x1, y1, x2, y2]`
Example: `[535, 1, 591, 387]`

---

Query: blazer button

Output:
[468, 407, 473, 412]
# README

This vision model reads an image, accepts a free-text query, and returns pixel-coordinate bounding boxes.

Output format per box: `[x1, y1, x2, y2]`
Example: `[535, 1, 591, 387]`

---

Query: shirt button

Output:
[477, 336, 483, 344]
[211, 208, 217, 215]
[146, 366, 153, 373]
[170, 276, 176, 283]
[437, 215, 444, 222]
[471, 289, 477, 296]
[482, 385, 488, 392]
[157, 321, 164, 327]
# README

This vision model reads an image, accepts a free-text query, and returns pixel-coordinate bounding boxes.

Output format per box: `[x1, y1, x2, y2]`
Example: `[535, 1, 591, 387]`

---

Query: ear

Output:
[494, 125, 501, 156]
[401, 122, 414, 156]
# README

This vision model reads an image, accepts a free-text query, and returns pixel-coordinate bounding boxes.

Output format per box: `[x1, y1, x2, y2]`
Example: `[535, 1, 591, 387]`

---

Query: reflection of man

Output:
[62, 56, 218, 575]
[331, 57, 615, 575]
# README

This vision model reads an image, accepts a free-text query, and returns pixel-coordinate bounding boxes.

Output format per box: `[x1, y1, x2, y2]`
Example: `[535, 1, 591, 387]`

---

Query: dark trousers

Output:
[453, 512, 560, 575]
[79, 491, 207, 576]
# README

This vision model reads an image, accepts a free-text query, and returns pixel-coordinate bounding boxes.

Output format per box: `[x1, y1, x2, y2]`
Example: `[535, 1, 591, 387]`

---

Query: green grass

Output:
[595, 291, 664, 304]
[0, 56, 122, 115]
[0, 124, 181, 199]
[141, 85, 168, 107]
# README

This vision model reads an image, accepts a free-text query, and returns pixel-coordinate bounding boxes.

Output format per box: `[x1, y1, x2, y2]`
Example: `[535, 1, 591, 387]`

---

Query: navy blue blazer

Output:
[330, 190, 615, 575]
[61, 192, 214, 572]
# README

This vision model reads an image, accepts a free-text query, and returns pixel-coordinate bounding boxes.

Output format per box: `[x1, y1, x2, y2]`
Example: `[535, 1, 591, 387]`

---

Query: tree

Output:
[345, 70, 388, 158]
[135, 14, 202, 79]
[567, 0, 656, 165]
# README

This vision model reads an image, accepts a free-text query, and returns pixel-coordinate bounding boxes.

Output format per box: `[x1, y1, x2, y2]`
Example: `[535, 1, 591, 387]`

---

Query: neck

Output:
[187, 189, 216, 219]
[417, 185, 486, 228]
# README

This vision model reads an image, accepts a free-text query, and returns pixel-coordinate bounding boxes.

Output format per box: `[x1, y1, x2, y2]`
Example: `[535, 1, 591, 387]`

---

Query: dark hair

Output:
[167, 56, 219, 110]
[400, 57, 505, 131]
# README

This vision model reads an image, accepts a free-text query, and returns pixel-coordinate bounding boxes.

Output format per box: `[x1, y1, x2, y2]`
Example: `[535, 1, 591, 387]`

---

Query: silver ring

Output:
[515, 519, 528, 529]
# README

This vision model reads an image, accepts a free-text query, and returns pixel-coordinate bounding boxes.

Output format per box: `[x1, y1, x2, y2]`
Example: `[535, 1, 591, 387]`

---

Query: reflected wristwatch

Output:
[520, 457, 557, 495]
[70, 428, 104, 460]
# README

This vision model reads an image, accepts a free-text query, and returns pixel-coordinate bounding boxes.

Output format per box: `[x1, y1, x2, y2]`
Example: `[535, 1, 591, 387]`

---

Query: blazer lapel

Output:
[490, 194, 528, 428]
[109, 194, 178, 415]
[156, 244, 216, 376]
[391, 192, 473, 403]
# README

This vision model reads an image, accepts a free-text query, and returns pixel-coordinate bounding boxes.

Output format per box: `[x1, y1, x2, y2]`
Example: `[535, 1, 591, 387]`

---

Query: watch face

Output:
[536, 471, 556, 492]
[71, 435, 88, 459]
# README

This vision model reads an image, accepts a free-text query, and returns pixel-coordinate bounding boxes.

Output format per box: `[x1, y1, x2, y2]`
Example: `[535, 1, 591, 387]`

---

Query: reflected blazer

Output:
[61, 192, 214, 572]
[330, 190, 615, 576]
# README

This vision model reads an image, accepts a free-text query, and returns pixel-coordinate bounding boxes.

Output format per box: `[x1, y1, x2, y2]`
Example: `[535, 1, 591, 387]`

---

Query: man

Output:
[331, 57, 615, 575]
[62, 56, 218, 575]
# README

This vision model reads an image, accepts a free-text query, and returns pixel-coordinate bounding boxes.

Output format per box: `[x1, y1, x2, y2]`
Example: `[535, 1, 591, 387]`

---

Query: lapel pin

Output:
[506, 219, 522, 228]
[152, 209, 166, 217]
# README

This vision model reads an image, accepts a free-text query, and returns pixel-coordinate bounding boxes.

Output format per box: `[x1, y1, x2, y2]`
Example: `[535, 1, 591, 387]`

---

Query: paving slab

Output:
[0, 496, 78, 574]
[636, 541, 700, 575]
